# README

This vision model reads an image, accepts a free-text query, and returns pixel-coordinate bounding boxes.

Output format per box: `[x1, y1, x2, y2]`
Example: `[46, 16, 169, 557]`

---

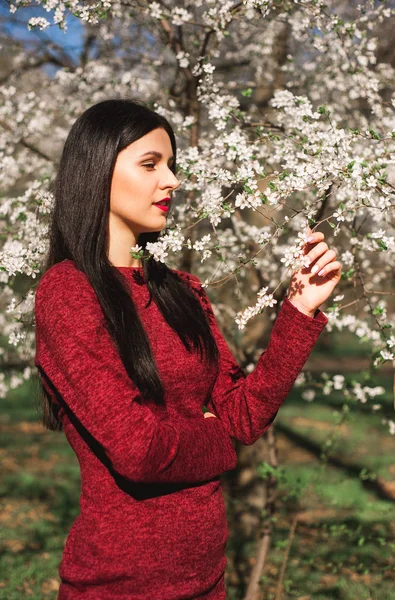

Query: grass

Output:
[1, 372, 394, 599]
[224, 370, 395, 599]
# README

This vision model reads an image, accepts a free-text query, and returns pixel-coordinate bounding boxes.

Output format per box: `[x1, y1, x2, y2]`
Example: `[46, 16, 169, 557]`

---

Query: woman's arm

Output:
[34, 263, 237, 484]
[188, 277, 328, 446]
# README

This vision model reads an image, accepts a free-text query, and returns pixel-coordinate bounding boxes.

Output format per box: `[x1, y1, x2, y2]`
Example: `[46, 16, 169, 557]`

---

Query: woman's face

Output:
[109, 127, 180, 243]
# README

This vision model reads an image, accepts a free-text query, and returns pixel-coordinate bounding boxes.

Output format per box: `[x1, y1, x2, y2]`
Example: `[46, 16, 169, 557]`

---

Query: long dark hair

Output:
[38, 98, 219, 431]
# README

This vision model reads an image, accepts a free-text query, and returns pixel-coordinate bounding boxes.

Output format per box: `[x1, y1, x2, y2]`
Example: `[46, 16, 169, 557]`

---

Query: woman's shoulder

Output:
[37, 259, 88, 286]
[35, 259, 94, 307]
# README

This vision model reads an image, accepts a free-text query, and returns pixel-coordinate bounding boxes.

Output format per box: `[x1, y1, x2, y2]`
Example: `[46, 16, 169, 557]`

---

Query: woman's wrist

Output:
[286, 296, 318, 318]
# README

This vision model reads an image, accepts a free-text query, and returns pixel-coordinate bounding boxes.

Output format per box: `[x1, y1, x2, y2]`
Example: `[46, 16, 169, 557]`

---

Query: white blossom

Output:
[235, 286, 277, 330]
[302, 389, 316, 402]
[2, 0, 394, 431]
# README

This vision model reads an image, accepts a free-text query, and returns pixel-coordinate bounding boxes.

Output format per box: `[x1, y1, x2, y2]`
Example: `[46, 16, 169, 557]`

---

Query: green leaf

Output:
[358, 536, 366, 546]
[376, 239, 388, 251]
[369, 128, 380, 140]
[241, 88, 253, 97]
[341, 268, 355, 280]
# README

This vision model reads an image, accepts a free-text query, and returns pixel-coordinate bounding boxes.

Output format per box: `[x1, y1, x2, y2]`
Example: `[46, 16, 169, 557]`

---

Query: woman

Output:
[34, 98, 341, 599]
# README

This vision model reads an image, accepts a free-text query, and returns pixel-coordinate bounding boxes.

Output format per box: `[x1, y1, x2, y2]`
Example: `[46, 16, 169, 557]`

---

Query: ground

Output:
[0, 364, 394, 599]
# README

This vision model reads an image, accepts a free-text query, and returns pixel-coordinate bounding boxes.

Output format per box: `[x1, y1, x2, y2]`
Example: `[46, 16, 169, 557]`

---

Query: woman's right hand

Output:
[204, 411, 217, 418]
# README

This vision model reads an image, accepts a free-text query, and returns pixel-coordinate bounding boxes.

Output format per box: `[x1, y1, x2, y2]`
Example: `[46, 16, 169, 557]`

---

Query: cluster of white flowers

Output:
[11, 0, 114, 31]
[235, 190, 263, 210]
[176, 51, 190, 69]
[301, 373, 386, 406]
[235, 286, 277, 330]
[202, 1, 235, 40]
[27, 17, 51, 30]
[147, 2, 163, 20]
[302, 389, 316, 402]
[180, 115, 196, 130]
[341, 251, 354, 267]
[171, 7, 193, 26]
[280, 230, 311, 272]
[186, 234, 212, 263]
[383, 420, 395, 436]
[386, 336, 395, 349]
[198, 184, 227, 226]
[325, 312, 387, 353]
[333, 374, 345, 391]
[146, 227, 185, 263]
[242, 0, 271, 18]
[350, 383, 385, 405]
[379, 349, 394, 362]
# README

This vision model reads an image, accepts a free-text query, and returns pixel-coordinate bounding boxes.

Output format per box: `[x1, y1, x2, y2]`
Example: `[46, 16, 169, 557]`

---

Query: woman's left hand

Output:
[287, 228, 342, 317]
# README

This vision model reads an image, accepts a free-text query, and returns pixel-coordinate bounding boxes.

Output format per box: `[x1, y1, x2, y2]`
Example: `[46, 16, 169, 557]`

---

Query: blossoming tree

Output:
[1, 0, 394, 589]
[2, 0, 393, 420]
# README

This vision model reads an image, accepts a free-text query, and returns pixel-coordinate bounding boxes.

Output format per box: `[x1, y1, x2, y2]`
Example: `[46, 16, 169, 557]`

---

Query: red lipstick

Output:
[153, 197, 171, 212]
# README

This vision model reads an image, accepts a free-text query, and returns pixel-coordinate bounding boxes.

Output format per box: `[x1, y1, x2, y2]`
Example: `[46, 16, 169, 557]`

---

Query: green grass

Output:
[224, 370, 395, 599]
[1, 373, 394, 599]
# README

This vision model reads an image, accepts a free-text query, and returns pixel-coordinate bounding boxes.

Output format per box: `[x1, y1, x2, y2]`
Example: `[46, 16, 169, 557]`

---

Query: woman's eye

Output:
[143, 163, 155, 169]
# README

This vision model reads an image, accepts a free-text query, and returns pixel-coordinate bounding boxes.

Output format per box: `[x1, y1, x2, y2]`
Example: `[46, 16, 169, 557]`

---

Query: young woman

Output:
[34, 99, 341, 599]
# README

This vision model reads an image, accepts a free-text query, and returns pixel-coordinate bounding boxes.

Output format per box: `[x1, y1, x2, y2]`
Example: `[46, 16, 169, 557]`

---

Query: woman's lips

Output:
[154, 204, 169, 212]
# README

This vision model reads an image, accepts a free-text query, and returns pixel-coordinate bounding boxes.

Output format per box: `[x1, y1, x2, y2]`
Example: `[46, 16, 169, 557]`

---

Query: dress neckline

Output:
[115, 266, 144, 270]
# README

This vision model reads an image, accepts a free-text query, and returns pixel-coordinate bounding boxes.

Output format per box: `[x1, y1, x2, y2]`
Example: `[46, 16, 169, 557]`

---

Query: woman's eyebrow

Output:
[139, 151, 175, 162]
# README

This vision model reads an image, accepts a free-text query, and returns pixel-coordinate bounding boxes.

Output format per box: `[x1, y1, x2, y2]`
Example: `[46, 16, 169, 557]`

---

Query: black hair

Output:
[37, 98, 218, 431]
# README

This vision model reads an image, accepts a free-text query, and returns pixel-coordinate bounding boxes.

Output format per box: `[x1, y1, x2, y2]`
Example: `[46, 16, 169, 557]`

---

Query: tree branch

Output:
[0, 119, 54, 163]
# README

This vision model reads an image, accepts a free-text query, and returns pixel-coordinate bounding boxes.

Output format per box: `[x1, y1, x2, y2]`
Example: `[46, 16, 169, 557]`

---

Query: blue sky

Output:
[1, 2, 84, 75]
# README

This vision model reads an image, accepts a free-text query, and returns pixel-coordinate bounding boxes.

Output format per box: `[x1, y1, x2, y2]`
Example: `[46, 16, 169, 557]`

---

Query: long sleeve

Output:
[34, 264, 237, 484]
[187, 275, 328, 445]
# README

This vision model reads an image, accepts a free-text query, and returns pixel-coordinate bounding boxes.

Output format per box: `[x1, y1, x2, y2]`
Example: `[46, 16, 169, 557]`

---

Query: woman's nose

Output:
[164, 169, 180, 190]
[172, 176, 181, 190]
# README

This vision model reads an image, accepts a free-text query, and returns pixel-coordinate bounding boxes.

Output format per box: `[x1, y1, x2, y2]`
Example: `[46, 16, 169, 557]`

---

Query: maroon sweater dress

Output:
[34, 259, 327, 599]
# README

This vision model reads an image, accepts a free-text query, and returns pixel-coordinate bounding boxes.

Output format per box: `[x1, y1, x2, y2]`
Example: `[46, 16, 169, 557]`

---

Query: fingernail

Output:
[307, 235, 315, 243]
[311, 265, 319, 274]
[318, 268, 326, 276]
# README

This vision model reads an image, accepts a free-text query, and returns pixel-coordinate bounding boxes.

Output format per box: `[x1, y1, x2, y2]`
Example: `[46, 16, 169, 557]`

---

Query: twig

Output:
[243, 428, 279, 600]
[274, 515, 298, 600]
[244, 532, 272, 600]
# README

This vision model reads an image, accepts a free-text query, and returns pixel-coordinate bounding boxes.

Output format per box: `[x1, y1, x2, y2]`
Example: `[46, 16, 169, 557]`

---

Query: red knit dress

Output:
[34, 259, 327, 599]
